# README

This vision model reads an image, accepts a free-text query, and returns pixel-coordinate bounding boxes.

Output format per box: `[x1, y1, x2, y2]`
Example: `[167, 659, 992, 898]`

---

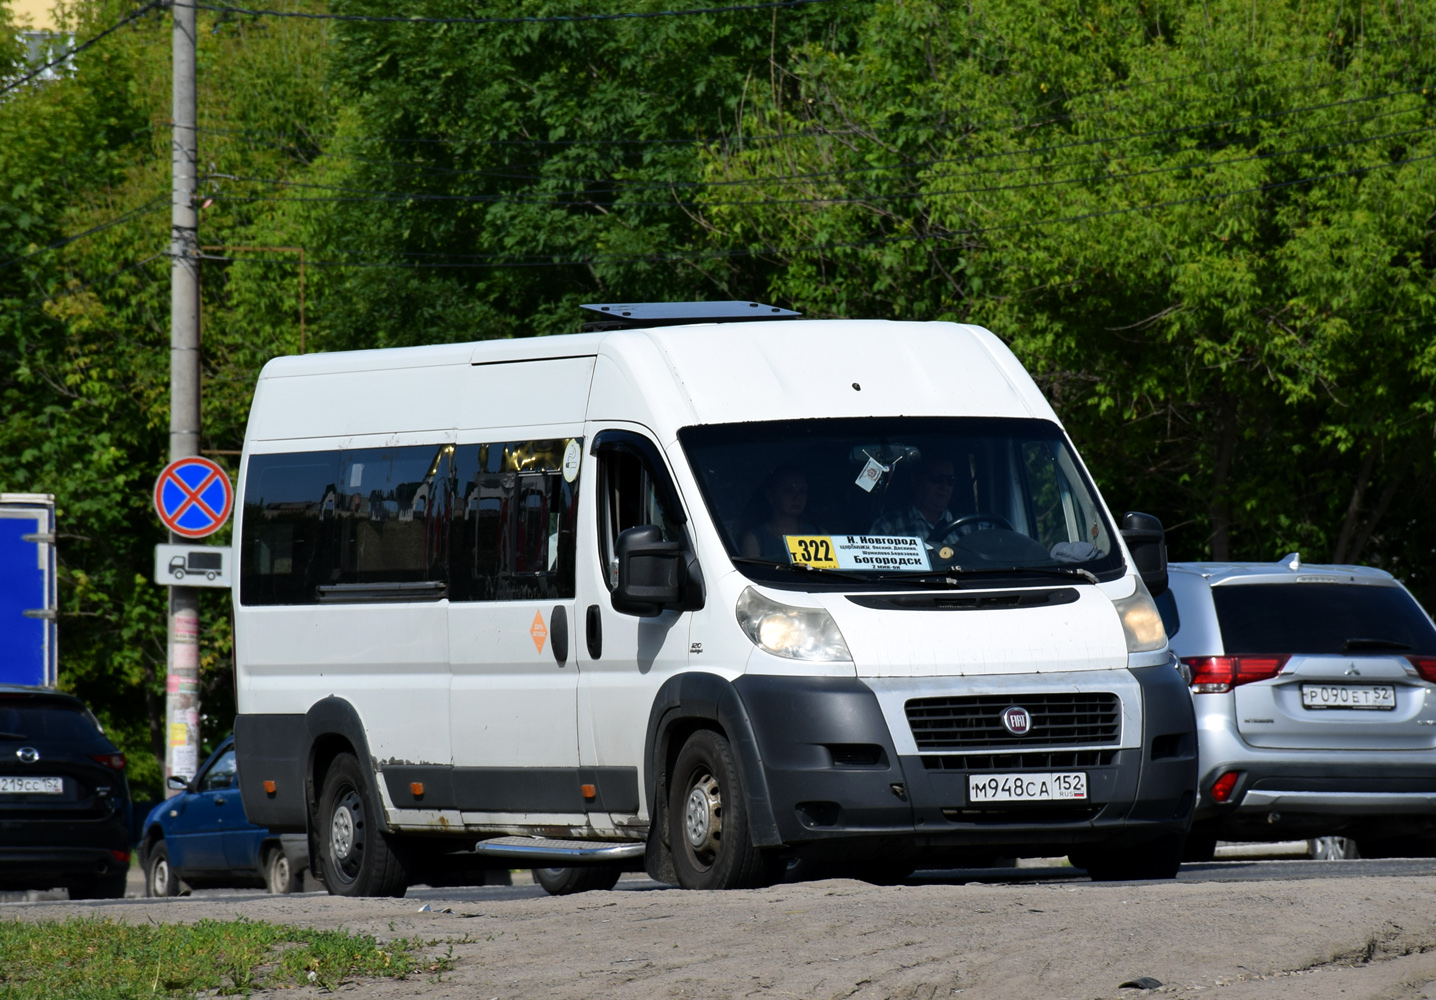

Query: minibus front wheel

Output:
[668, 730, 783, 890]
[318, 753, 410, 897]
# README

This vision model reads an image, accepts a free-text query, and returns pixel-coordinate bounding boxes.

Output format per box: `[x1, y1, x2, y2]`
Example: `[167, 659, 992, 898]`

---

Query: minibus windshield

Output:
[678, 417, 1122, 584]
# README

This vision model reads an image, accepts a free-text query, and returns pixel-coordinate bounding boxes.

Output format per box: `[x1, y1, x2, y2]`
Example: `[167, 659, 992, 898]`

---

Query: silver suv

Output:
[1161, 556, 1436, 860]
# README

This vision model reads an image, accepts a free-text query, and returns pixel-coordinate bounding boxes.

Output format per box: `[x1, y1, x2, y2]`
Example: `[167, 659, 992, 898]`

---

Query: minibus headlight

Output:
[735, 587, 852, 662]
[1114, 576, 1167, 653]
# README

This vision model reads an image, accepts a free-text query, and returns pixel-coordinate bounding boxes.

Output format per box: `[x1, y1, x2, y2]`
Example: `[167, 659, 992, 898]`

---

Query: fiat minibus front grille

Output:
[905, 693, 1120, 751]
[920, 749, 1118, 771]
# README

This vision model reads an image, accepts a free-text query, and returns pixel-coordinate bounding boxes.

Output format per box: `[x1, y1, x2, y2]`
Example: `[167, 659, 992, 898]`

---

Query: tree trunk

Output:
[1332, 445, 1376, 564]
[1209, 396, 1237, 561]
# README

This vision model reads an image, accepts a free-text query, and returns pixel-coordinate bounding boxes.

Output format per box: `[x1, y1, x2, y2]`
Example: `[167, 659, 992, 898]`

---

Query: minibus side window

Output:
[334, 445, 452, 587]
[597, 450, 684, 590]
[240, 445, 451, 604]
[450, 439, 580, 602]
[240, 453, 341, 605]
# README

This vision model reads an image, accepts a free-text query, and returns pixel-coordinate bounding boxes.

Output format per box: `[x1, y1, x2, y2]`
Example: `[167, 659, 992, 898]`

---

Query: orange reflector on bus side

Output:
[581, 784, 596, 799]
[410, 782, 424, 797]
[263, 780, 276, 795]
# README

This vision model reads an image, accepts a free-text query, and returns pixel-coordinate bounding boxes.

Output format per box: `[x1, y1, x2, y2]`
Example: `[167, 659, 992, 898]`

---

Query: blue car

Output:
[138, 736, 307, 896]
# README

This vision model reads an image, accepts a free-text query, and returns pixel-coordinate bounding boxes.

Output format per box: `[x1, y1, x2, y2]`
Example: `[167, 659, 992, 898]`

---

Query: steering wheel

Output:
[927, 513, 1014, 544]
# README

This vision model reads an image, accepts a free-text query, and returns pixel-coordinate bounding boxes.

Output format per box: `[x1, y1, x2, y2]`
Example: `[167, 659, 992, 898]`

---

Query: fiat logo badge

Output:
[16, 747, 40, 764]
[1000, 707, 1032, 736]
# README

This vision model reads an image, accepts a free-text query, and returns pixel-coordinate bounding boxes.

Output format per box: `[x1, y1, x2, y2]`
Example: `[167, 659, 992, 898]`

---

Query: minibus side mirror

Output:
[1120, 511, 1168, 597]
[613, 525, 685, 617]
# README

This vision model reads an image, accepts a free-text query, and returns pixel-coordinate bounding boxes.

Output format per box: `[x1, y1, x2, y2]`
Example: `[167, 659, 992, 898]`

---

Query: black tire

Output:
[318, 753, 409, 898]
[530, 867, 622, 895]
[265, 846, 304, 894]
[1181, 826, 1218, 864]
[1071, 833, 1184, 881]
[667, 730, 783, 890]
[69, 871, 128, 900]
[146, 841, 180, 897]
[1353, 836, 1432, 859]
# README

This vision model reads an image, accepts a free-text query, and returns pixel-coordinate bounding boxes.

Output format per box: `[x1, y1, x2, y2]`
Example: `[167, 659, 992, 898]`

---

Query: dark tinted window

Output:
[1212, 583, 1436, 654]
[1155, 589, 1180, 637]
[451, 440, 580, 602]
[334, 446, 451, 587]
[0, 700, 105, 745]
[240, 452, 341, 605]
[200, 749, 237, 791]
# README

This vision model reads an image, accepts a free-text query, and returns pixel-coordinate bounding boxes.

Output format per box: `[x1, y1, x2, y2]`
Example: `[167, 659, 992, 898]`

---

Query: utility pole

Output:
[166, 0, 202, 793]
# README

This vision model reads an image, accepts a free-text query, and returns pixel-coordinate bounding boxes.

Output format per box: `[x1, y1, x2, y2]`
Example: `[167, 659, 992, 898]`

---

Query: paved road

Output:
[15, 854, 1431, 908]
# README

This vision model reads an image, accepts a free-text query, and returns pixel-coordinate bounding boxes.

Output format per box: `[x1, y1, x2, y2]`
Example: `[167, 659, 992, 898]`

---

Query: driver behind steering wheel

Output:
[868, 455, 977, 545]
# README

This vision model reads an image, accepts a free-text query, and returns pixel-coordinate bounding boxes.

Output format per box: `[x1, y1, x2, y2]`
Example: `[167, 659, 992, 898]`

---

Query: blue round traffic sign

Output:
[154, 457, 233, 539]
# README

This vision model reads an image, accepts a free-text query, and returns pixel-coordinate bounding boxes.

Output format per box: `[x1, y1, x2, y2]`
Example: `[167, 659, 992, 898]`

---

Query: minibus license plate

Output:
[1300, 684, 1395, 710]
[968, 772, 1087, 803]
[0, 777, 62, 794]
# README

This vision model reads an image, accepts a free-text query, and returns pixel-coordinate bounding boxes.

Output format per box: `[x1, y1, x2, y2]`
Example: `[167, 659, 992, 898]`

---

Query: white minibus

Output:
[233, 302, 1196, 896]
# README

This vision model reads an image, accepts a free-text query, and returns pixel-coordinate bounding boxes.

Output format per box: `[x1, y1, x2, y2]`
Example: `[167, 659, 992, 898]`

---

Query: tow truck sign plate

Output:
[154, 544, 233, 588]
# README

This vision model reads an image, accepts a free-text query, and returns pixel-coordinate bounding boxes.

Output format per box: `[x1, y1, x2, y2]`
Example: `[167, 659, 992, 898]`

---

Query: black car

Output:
[0, 685, 132, 898]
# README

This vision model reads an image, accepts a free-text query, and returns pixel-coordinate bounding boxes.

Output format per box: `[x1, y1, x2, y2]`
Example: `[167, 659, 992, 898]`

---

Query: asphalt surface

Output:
[9, 854, 1436, 908]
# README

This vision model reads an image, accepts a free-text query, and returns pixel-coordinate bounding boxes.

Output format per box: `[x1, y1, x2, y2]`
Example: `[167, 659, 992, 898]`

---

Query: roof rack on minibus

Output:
[579, 300, 801, 332]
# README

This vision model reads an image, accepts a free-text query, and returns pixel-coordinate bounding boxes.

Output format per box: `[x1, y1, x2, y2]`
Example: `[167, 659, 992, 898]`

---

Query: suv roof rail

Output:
[580, 300, 801, 332]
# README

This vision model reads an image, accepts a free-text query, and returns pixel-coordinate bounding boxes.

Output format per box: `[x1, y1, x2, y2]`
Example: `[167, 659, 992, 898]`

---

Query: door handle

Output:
[214, 796, 226, 805]
[551, 605, 569, 667]
[586, 604, 602, 660]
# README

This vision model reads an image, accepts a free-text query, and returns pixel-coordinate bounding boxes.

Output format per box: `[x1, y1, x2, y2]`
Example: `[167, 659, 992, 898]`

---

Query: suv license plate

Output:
[1300, 684, 1396, 710]
[968, 772, 1087, 803]
[0, 777, 62, 794]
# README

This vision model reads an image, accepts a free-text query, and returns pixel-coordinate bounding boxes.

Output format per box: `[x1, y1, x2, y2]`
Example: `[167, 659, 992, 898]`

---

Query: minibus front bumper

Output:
[731, 665, 1197, 858]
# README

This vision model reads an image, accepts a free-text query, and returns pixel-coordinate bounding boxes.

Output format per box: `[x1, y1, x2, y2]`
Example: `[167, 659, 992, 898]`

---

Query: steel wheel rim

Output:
[152, 858, 170, 895]
[330, 787, 364, 882]
[683, 771, 723, 866]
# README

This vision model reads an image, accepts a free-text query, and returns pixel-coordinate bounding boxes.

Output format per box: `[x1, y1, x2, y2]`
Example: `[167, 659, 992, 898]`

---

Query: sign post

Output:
[154, 457, 232, 791]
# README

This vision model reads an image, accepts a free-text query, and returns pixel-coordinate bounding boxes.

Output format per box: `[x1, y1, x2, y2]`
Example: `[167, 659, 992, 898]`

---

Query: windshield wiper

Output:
[729, 557, 870, 582]
[1342, 637, 1413, 653]
[0, 732, 28, 740]
[873, 565, 1099, 585]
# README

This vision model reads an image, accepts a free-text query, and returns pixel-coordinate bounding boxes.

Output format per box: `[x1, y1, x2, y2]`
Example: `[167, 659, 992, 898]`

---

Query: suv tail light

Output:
[1407, 657, 1436, 682]
[90, 753, 126, 771]
[1182, 655, 1291, 693]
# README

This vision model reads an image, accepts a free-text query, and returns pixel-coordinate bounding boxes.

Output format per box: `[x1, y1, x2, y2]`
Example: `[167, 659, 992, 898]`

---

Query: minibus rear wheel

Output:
[318, 753, 409, 897]
[668, 730, 782, 890]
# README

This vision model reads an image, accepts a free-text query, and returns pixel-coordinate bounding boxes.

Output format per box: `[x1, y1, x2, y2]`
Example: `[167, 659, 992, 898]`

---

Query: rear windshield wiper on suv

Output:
[0, 732, 27, 740]
[1342, 637, 1414, 652]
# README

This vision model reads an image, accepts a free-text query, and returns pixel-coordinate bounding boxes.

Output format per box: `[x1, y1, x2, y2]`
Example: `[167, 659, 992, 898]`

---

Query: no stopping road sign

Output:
[154, 457, 233, 539]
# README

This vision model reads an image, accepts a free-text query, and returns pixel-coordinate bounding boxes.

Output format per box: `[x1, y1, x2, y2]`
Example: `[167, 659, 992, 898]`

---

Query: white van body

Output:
[233, 317, 1196, 894]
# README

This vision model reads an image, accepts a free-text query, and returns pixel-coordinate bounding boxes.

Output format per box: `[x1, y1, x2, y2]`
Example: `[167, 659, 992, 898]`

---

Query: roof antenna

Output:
[1283, 552, 1301, 571]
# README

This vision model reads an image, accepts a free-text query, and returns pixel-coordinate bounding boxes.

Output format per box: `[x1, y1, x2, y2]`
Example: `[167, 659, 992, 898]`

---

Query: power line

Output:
[0, 1, 165, 98]
[182, 0, 838, 26]
[0, 198, 169, 272]
[198, 148, 1436, 270]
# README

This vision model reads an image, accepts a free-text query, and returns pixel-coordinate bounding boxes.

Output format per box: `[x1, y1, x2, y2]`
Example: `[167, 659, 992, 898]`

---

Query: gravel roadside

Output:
[7, 874, 1436, 999]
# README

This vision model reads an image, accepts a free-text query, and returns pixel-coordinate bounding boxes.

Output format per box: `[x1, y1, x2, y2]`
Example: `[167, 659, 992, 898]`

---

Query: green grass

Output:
[0, 916, 454, 998]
